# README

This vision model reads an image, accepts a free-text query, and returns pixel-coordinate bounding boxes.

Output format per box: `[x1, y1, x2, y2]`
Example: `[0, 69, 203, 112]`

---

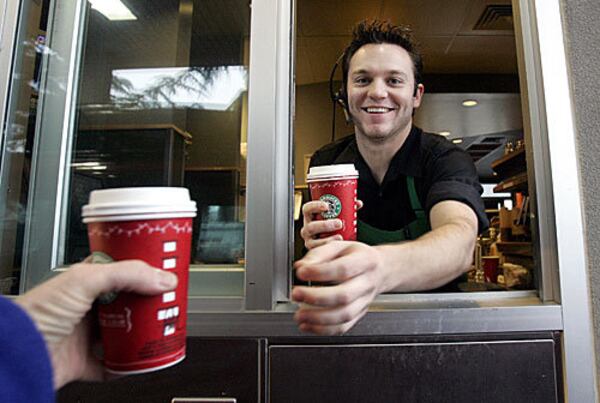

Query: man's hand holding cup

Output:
[301, 164, 360, 250]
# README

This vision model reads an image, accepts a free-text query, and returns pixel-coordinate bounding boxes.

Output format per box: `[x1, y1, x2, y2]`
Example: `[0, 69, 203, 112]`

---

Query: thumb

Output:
[68, 260, 178, 302]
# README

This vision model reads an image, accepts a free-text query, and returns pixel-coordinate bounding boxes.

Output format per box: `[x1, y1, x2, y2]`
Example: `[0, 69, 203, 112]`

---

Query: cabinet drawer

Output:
[268, 339, 560, 403]
[58, 338, 264, 403]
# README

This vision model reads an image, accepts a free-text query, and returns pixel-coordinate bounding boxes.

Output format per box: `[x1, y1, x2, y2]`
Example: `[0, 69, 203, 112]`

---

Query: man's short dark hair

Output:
[341, 20, 423, 94]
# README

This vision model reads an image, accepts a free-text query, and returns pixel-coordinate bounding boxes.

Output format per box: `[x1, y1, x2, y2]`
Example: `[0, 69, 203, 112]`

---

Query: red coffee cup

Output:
[482, 256, 500, 283]
[82, 187, 196, 375]
[307, 164, 359, 241]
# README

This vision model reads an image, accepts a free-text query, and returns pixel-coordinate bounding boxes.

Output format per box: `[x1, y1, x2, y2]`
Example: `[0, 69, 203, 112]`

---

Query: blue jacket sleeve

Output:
[0, 296, 54, 403]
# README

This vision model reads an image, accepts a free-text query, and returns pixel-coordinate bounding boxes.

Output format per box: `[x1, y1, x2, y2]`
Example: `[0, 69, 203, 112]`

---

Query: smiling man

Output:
[294, 20, 488, 335]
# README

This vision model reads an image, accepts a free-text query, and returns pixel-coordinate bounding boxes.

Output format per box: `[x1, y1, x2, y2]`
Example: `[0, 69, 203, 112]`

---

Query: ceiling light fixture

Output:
[462, 99, 478, 107]
[71, 162, 101, 167]
[438, 131, 451, 137]
[452, 139, 463, 144]
[88, 0, 137, 21]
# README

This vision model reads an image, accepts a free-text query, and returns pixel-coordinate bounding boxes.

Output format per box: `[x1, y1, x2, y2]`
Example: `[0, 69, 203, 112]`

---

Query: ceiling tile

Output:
[297, 0, 383, 36]
[380, 0, 473, 35]
[297, 36, 350, 85]
[449, 35, 517, 55]
[425, 36, 517, 73]
[191, 0, 250, 36]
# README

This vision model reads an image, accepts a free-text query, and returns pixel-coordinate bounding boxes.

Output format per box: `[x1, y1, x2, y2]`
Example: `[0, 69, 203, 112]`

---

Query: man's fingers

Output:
[302, 201, 328, 223]
[292, 274, 374, 307]
[356, 199, 364, 210]
[300, 201, 345, 249]
[298, 307, 369, 336]
[69, 260, 178, 301]
[295, 252, 370, 282]
[304, 234, 343, 250]
[301, 219, 343, 239]
[299, 240, 348, 261]
[294, 293, 369, 325]
[295, 240, 355, 271]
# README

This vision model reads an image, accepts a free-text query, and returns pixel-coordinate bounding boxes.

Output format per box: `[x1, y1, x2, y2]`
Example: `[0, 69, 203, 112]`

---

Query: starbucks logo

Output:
[90, 251, 119, 305]
[320, 194, 342, 219]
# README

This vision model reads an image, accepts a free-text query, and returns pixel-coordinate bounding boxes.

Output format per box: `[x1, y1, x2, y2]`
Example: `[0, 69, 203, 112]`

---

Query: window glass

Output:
[293, 0, 535, 292]
[0, 0, 51, 294]
[71, 0, 251, 297]
[0, 0, 250, 296]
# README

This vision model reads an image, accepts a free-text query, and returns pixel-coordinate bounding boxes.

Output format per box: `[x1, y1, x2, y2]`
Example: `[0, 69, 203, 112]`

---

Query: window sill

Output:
[187, 291, 561, 337]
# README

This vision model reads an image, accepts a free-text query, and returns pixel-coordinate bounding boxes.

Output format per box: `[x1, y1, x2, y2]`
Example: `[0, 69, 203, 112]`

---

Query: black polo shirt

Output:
[309, 126, 488, 234]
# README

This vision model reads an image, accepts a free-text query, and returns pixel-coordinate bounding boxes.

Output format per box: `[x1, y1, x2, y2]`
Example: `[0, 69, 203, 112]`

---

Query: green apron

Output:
[357, 176, 430, 245]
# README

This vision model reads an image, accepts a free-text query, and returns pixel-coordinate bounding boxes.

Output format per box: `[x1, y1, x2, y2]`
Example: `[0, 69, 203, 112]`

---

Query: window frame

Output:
[13, 0, 295, 311]
[243, 0, 294, 310]
[523, 0, 597, 398]
[14, 0, 88, 291]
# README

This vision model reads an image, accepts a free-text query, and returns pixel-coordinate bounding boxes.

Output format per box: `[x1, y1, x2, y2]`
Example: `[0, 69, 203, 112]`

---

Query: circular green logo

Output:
[90, 251, 114, 264]
[320, 194, 342, 219]
[90, 251, 119, 305]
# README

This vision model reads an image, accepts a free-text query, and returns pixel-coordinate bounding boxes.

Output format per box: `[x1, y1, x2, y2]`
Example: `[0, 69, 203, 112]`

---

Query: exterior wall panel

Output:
[562, 0, 600, 388]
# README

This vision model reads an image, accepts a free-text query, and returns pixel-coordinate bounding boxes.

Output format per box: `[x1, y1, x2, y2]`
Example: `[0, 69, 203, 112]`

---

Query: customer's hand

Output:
[16, 260, 177, 389]
[292, 240, 384, 335]
[300, 200, 363, 250]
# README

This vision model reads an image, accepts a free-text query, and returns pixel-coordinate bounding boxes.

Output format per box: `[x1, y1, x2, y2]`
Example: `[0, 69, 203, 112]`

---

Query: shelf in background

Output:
[496, 241, 532, 257]
[493, 172, 528, 193]
[491, 148, 526, 179]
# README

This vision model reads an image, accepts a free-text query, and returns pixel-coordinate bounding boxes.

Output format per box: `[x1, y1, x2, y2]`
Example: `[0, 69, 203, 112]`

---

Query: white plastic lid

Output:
[306, 164, 358, 182]
[82, 187, 197, 223]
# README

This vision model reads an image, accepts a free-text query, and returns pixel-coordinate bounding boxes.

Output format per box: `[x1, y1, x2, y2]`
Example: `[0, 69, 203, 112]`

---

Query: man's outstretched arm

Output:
[293, 200, 478, 335]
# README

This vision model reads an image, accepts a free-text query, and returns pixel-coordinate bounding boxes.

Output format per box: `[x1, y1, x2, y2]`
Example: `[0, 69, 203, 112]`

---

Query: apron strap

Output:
[405, 176, 429, 239]
[357, 176, 430, 245]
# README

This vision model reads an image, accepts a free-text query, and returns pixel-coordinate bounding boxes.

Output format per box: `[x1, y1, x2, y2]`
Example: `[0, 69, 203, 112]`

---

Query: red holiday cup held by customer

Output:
[82, 187, 196, 375]
[307, 164, 359, 241]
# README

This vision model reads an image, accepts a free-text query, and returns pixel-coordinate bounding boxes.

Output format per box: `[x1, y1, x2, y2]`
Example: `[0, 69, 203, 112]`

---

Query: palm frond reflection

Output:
[109, 66, 247, 111]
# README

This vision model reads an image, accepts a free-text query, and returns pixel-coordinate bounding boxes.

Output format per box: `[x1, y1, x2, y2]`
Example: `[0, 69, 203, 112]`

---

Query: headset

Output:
[328, 51, 351, 142]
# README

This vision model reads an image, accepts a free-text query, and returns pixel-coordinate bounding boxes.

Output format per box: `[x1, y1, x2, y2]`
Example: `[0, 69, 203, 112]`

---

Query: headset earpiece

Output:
[334, 89, 347, 110]
[335, 88, 351, 123]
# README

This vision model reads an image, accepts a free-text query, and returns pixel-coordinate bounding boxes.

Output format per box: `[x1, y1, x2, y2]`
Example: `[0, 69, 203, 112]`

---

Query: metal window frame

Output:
[20, 0, 87, 291]
[512, 0, 560, 304]
[244, 0, 293, 310]
[0, 0, 23, 284]
[0, 0, 21, 149]
[529, 0, 598, 399]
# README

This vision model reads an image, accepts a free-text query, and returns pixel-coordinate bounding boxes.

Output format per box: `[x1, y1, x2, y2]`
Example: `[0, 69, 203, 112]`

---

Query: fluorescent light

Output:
[462, 99, 478, 107]
[72, 162, 101, 167]
[76, 165, 108, 171]
[89, 0, 137, 21]
[452, 138, 463, 144]
[438, 131, 451, 136]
